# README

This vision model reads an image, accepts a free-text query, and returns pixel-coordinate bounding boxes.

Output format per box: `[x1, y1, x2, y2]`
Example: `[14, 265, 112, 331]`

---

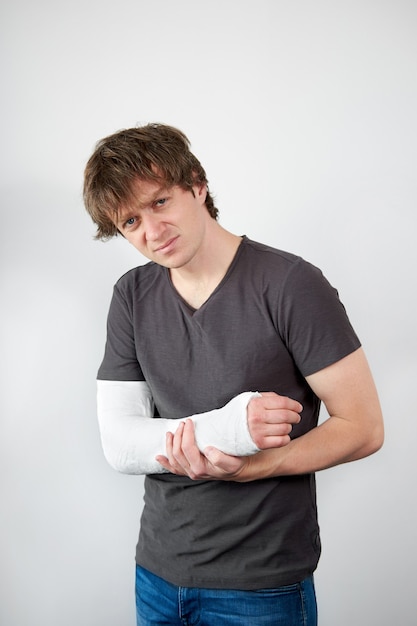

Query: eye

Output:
[154, 198, 167, 207]
[123, 216, 138, 229]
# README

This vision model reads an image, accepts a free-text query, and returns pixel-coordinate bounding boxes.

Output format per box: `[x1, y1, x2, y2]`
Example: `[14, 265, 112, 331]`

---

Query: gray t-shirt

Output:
[98, 237, 361, 589]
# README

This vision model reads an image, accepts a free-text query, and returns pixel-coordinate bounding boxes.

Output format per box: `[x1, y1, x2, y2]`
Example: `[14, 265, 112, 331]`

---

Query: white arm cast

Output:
[97, 380, 261, 474]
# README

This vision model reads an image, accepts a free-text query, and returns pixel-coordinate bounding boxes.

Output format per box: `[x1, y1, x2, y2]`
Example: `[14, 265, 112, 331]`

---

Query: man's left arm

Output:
[236, 346, 384, 481]
[157, 347, 384, 481]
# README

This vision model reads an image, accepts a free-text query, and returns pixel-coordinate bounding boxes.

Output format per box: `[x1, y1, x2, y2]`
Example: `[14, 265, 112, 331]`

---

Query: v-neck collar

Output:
[163, 236, 247, 315]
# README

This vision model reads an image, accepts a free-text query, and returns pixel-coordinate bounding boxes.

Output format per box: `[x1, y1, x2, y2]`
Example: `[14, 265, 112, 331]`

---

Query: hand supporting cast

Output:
[96, 382, 301, 475]
[156, 392, 302, 480]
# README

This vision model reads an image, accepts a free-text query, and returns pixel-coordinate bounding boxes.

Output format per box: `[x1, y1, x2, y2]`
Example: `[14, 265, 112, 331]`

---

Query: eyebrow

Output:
[116, 185, 169, 227]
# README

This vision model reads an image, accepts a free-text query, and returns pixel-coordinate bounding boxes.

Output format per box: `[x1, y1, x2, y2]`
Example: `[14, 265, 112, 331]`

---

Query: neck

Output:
[170, 224, 242, 309]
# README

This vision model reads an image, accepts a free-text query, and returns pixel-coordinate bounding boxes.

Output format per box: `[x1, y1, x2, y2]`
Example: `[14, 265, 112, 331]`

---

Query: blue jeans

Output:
[136, 565, 317, 626]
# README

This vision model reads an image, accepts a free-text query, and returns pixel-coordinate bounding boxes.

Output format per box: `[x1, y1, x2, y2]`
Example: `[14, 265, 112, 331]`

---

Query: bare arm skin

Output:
[156, 347, 384, 481]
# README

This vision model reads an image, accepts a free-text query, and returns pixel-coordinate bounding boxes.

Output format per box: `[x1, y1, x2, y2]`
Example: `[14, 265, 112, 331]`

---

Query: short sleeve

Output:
[97, 281, 144, 381]
[278, 258, 361, 377]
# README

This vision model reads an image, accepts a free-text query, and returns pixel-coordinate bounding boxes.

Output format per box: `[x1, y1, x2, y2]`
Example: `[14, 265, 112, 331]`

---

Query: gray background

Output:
[1, 1, 416, 624]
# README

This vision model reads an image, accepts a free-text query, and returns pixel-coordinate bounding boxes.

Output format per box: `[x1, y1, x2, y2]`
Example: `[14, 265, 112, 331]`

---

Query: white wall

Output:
[1, 1, 416, 624]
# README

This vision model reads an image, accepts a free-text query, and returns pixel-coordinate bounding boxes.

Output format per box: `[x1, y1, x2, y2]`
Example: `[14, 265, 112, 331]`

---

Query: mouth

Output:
[154, 236, 179, 254]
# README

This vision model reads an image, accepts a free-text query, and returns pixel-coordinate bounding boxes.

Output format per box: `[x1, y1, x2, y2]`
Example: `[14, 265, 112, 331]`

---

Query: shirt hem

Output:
[135, 558, 318, 590]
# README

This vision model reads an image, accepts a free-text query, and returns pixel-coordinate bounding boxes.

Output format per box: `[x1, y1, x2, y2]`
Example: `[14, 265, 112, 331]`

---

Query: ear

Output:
[193, 181, 207, 205]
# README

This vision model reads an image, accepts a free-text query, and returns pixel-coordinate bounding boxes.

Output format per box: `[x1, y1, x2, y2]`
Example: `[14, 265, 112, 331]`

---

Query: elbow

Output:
[371, 424, 385, 454]
[361, 421, 385, 459]
[100, 436, 154, 475]
[102, 448, 124, 473]
[371, 410, 385, 453]
[101, 439, 134, 474]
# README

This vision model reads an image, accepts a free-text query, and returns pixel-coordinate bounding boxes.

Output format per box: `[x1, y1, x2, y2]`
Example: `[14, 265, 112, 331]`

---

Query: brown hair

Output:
[83, 123, 218, 240]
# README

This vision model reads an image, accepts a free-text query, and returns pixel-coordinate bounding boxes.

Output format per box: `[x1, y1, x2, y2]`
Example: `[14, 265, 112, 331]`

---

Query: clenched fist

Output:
[247, 392, 303, 449]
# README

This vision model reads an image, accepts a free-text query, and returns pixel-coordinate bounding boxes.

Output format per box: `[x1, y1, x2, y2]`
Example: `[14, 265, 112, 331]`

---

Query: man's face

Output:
[112, 178, 209, 270]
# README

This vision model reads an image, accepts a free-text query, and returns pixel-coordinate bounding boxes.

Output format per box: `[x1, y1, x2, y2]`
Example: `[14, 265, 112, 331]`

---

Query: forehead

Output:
[127, 178, 168, 206]
[116, 178, 168, 218]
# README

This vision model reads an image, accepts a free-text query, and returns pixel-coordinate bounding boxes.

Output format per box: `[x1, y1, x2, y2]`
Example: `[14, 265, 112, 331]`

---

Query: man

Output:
[84, 123, 383, 626]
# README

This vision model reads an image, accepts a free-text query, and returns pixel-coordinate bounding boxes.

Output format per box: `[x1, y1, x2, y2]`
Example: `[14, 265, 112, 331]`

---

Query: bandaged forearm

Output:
[97, 380, 261, 474]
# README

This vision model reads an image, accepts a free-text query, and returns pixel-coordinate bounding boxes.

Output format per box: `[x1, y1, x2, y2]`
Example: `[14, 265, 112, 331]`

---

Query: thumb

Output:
[204, 447, 243, 475]
[204, 446, 231, 467]
[203, 446, 218, 461]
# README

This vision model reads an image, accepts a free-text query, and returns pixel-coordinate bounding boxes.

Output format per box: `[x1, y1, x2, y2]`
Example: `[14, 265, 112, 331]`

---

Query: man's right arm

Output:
[97, 380, 301, 474]
[97, 380, 300, 475]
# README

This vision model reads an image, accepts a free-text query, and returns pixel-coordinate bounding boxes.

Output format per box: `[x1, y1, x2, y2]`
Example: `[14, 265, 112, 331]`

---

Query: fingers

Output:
[155, 427, 187, 476]
[257, 392, 303, 415]
[248, 394, 302, 427]
[156, 420, 248, 481]
[165, 420, 208, 479]
[247, 393, 303, 450]
[168, 421, 194, 473]
[174, 420, 202, 468]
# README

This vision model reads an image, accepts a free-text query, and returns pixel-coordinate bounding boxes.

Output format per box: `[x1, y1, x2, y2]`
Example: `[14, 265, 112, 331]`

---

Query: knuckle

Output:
[250, 396, 264, 411]
[188, 468, 203, 480]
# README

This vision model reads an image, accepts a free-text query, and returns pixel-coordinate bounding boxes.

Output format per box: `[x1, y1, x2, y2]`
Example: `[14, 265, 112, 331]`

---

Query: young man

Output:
[84, 124, 384, 626]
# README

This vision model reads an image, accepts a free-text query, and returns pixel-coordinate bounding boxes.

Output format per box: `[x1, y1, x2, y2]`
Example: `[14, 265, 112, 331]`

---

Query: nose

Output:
[142, 213, 164, 242]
